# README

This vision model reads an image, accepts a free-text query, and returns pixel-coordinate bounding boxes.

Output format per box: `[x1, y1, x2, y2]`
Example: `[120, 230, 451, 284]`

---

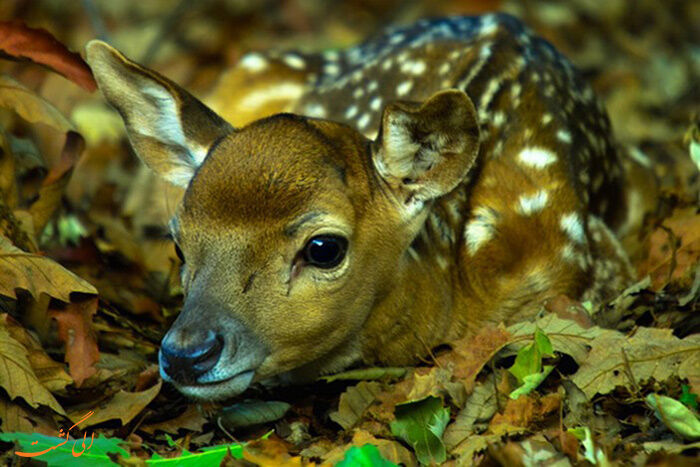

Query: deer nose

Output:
[159, 329, 224, 385]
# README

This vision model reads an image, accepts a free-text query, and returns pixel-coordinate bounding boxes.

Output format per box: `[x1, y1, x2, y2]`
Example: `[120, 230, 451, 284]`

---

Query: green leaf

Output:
[336, 444, 397, 467]
[646, 393, 700, 441]
[0, 432, 128, 466]
[390, 396, 449, 465]
[509, 365, 554, 399]
[508, 327, 553, 388]
[680, 385, 698, 410]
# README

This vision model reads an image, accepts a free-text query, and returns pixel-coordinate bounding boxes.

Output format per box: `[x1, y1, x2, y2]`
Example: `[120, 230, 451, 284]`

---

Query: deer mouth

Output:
[164, 368, 258, 401]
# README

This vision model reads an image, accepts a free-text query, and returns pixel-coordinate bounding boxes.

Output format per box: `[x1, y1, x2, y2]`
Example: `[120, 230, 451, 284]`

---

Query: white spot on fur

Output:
[303, 103, 326, 118]
[396, 80, 413, 96]
[465, 206, 499, 255]
[283, 53, 306, 70]
[357, 113, 370, 129]
[367, 80, 379, 92]
[517, 190, 549, 215]
[439, 62, 450, 75]
[237, 82, 304, 113]
[557, 129, 572, 144]
[518, 147, 557, 168]
[561, 212, 585, 244]
[345, 105, 358, 119]
[370, 97, 382, 111]
[239, 53, 268, 72]
[492, 111, 505, 127]
[353, 88, 364, 99]
[324, 63, 340, 75]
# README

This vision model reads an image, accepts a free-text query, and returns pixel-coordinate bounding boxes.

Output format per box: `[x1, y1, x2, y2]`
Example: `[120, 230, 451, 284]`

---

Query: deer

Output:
[86, 13, 655, 401]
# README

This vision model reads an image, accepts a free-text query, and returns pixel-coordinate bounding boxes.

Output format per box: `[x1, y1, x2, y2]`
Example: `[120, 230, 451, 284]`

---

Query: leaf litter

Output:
[0, 1, 698, 465]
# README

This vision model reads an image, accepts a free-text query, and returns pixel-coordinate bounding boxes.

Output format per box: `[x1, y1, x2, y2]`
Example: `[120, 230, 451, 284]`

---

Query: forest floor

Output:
[0, 0, 698, 465]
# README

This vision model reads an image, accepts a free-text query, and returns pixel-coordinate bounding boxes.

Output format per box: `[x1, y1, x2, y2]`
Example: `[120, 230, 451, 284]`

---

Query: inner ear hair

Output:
[373, 89, 480, 205]
[86, 40, 233, 187]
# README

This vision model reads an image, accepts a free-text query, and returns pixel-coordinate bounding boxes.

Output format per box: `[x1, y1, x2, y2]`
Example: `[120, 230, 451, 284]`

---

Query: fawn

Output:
[86, 13, 654, 400]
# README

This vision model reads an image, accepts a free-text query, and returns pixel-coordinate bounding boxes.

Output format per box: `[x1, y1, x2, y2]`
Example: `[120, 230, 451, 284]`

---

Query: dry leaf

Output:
[329, 381, 382, 430]
[71, 380, 162, 427]
[0, 395, 56, 435]
[638, 208, 700, 290]
[444, 381, 501, 451]
[0, 234, 96, 301]
[0, 20, 96, 91]
[1, 313, 72, 392]
[29, 131, 85, 233]
[0, 319, 64, 414]
[437, 325, 512, 393]
[140, 404, 207, 435]
[572, 327, 700, 398]
[242, 436, 307, 467]
[406, 366, 467, 407]
[49, 298, 100, 387]
[0, 74, 74, 132]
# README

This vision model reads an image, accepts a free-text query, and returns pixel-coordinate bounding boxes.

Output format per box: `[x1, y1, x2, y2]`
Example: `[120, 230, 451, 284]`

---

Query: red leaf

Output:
[50, 298, 100, 387]
[0, 20, 96, 92]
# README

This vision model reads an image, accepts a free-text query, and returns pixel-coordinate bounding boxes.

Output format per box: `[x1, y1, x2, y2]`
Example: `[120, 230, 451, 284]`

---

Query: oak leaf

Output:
[70, 380, 162, 427]
[0, 235, 97, 301]
[330, 381, 383, 430]
[571, 327, 700, 398]
[0, 320, 64, 414]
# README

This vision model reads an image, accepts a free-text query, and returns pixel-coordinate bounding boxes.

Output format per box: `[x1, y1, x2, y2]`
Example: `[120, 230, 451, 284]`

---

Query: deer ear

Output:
[86, 40, 234, 187]
[372, 90, 480, 213]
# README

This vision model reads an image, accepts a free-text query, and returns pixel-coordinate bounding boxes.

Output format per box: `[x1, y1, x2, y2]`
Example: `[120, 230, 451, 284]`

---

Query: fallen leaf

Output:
[321, 430, 416, 466]
[406, 367, 467, 407]
[71, 380, 162, 427]
[330, 381, 383, 430]
[29, 131, 85, 234]
[140, 404, 207, 435]
[0, 234, 97, 301]
[638, 208, 700, 290]
[0, 319, 64, 414]
[571, 327, 700, 398]
[490, 393, 561, 429]
[437, 324, 512, 393]
[0, 395, 56, 435]
[242, 436, 305, 467]
[1, 313, 72, 392]
[321, 367, 407, 383]
[444, 381, 500, 451]
[219, 400, 291, 430]
[507, 314, 618, 364]
[0, 20, 96, 91]
[336, 444, 396, 466]
[390, 396, 449, 465]
[646, 393, 700, 441]
[0, 74, 74, 132]
[49, 298, 100, 387]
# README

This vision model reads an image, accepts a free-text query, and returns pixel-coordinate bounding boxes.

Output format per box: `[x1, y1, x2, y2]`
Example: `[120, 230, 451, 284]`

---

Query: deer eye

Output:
[303, 235, 348, 269]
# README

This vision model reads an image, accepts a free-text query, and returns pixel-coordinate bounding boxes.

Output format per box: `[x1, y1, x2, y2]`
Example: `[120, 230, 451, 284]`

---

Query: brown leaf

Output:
[71, 380, 162, 427]
[1, 313, 72, 392]
[406, 367, 467, 407]
[49, 298, 100, 387]
[0, 318, 65, 414]
[140, 404, 207, 435]
[444, 381, 501, 451]
[0, 74, 74, 132]
[0, 394, 56, 435]
[571, 327, 700, 398]
[639, 208, 700, 290]
[242, 436, 307, 467]
[29, 131, 84, 233]
[437, 325, 512, 393]
[489, 393, 561, 430]
[0, 20, 96, 92]
[329, 381, 382, 430]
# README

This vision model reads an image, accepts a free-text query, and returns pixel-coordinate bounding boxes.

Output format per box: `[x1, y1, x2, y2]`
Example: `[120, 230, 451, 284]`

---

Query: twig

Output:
[141, 0, 193, 65]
